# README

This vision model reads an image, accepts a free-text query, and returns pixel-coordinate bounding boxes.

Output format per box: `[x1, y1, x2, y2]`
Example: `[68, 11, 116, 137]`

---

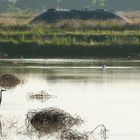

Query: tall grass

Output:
[0, 12, 140, 58]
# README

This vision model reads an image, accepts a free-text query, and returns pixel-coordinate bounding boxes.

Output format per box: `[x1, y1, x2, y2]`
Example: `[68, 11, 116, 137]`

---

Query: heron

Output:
[0, 89, 6, 105]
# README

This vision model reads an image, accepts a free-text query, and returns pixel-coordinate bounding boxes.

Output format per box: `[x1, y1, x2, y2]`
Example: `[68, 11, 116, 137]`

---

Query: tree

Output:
[0, 0, 18, 12]
[16, 0, 48, 11]
[90, 0, 108, 8]
[58, 0, 92, 9]
[105, 0, 140, 10]
[3, 0, 140, 12]
[15, 0, 92, 10]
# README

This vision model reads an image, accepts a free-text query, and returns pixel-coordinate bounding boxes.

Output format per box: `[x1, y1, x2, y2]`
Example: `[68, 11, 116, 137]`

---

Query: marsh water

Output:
[0, 59, 140, 140]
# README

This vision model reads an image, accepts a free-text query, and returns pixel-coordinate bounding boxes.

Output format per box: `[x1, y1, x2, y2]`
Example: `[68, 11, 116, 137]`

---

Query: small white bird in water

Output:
[0, 89, 6, 105]
[102, 64, 106, 70]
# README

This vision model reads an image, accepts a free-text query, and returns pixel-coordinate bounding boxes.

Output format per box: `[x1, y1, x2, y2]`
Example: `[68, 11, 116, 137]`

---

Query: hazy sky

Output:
[1, 0, 140, 11]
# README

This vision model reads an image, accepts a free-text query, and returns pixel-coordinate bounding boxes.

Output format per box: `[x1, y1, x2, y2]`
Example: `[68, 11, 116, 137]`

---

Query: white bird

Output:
[0, 89, 6, 105]
[102, 64, 106, 70]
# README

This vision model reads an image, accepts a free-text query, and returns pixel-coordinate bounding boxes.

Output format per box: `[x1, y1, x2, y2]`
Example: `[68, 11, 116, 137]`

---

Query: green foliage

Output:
[0, 15, 140, 58]
[1, 0, 140, 12]
[15, 0, 48, 11]
[91, 0, 108, 7]
[0, 20, 140, 47]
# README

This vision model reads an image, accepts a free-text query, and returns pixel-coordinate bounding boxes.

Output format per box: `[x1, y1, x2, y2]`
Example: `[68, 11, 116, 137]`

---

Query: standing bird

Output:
[0, 89, 6, 105]
[102, 64, 106, 70]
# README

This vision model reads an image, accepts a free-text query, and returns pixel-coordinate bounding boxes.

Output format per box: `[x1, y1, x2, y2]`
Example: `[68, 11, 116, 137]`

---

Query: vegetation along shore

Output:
[0, 12, 140, 58]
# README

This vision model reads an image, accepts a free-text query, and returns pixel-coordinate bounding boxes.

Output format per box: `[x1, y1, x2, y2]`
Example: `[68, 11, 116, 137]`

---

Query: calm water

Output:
[0, 59, 140, 140]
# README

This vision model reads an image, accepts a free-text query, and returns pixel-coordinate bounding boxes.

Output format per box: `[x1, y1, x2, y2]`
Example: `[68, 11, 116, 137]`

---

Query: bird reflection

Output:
[0, 120, 2, 137]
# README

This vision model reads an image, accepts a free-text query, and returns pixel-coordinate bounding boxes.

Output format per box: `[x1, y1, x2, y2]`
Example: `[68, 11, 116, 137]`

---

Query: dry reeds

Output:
[25, 107, 109, 139]
[26, 108, 83, 135]
[0, 12, 140, 58]
[60, 129, 88, 140]
[0, 74, 21, 88]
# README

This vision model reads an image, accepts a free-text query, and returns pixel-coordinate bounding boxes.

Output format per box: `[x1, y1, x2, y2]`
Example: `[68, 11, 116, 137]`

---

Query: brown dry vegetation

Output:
[0, 74, 21, 88]
[26, 108, 83, 135]
[126, 11, 140, 23]
[0, 11, 140, 58]
[0, 12, 37, 25]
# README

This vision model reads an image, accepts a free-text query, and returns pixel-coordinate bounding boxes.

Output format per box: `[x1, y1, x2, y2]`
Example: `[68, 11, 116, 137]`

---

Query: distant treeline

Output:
[0, 0, 140, 12]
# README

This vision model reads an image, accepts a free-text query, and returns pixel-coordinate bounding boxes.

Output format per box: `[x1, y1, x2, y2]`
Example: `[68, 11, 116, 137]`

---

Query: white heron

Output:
[102, 64, 106, 70]
[0, 89, 6, 105]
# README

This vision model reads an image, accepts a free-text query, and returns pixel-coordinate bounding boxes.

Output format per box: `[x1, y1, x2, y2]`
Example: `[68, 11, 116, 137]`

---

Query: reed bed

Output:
[0, 12, 140, 58]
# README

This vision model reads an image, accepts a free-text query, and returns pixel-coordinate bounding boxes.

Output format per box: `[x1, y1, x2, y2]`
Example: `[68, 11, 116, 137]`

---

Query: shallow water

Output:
[0, 59, 140, 140]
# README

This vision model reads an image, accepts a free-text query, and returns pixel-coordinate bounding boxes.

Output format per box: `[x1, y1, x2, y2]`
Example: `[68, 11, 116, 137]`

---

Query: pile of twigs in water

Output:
[60, 129, 88, 140]
[29, 90, 56, 102]
[0, 74, 21, 88]
[88, 125, 108, 140]
[26, 107, 83, 135]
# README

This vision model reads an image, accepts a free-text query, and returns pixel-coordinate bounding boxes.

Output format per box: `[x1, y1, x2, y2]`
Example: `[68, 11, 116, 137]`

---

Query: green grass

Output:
[0, 12, 140, 58]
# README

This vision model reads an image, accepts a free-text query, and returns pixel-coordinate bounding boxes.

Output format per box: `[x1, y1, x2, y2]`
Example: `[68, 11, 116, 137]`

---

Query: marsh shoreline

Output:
[1, 43, 140, 58]
[0, 13, 140, 59]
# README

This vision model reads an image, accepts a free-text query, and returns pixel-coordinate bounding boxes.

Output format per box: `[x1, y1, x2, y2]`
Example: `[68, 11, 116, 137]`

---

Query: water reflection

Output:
[0, 59, 139, 140]
[27, 90, 57, 103]
[0, 120, 2, 137]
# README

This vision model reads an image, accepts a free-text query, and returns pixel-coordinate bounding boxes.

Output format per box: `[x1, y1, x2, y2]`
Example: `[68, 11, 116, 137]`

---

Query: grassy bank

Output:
[0, 12, 140, 58]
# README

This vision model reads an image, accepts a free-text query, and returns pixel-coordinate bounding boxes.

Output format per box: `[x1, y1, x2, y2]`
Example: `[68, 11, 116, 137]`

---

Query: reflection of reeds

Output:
[28, 90, 56, 102]
[26, 108, 83, 135]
